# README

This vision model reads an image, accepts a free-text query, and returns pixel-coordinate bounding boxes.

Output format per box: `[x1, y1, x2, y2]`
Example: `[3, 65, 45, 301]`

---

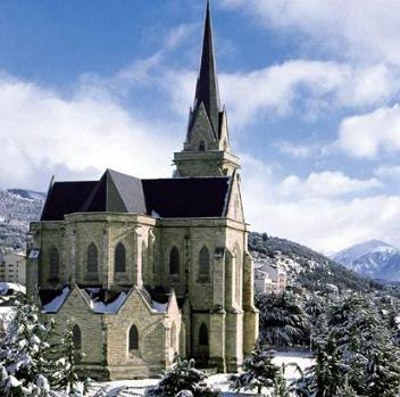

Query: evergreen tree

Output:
[229, 343, 287, 395]
[306, 293, 400, 397]
[148, 357, 220, 397]
[0, 298, 53, 396]
[0, 299, 86, 397]
[256, 291, 309, 347]
[50, 321, 84, 395]
[271, 368, 290, 397]
[291, 333, 351, 397]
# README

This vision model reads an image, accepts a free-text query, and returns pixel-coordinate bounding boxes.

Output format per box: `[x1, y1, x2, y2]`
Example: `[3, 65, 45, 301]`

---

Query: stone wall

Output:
[104, 287, 181, 379]
[29, 200, 258, 377]
[53, 287, 106, 377]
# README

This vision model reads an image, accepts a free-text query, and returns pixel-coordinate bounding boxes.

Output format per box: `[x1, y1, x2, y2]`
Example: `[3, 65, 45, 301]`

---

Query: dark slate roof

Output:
[143, 177, 229, 218]
[41, 181, 97, 221]
[84, 287, 129, 305]
[38, 289, 65, 307]
[145, 286, 170, 304]
[108, 169, 146, 214]
[81, 169, 146, 214]
[41, 169, 230, 221]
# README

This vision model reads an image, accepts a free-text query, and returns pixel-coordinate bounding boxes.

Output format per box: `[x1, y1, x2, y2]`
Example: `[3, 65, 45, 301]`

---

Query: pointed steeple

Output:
[193, 0, 221, 137]
[173, 0, 240, 177]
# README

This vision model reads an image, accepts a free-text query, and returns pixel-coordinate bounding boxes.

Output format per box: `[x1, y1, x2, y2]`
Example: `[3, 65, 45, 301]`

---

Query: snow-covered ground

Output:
[0, 282, 26, 295]
[86, 352, 313, 396]
[272, 351, 314, 381]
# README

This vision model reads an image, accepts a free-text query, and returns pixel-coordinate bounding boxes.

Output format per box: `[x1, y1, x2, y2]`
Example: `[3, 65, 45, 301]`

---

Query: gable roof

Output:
[41, 169, 230, 221]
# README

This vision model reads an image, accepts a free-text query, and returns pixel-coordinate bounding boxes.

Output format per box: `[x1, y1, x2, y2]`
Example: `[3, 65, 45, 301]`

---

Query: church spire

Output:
[194, 0, 221, 137]
[173, 0, 240, 178]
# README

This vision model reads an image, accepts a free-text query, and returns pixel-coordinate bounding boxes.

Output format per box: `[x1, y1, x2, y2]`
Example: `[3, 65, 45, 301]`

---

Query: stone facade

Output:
[26, 2, 258, 380]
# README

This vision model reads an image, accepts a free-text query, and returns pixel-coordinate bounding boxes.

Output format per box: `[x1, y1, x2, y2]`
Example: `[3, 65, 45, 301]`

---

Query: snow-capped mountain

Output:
[7, 189, 46, 201]
[333, 240, 400, 281]
[0, 188, 45, 252]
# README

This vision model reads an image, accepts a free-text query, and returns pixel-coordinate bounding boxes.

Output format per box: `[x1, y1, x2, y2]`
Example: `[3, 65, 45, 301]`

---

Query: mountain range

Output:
[249, 232, 380, 293]
[333, 240, 400, 282]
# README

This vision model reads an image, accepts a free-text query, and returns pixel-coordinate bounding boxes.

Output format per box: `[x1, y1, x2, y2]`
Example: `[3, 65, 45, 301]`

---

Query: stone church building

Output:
[27, 2, 258, 380]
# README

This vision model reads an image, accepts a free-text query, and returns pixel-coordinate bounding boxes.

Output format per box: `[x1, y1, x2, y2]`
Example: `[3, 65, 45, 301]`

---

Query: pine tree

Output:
[271, 368, 290, 397]
[0, 299, 86, 397]
[229, 343, 284, 395]
[50, 321, 84, 396]
[291, 333, 350, 397]
[306, 292, 400, 397]
[148, 357, 220, 397]
[256, 291, 309, 347]
[0, 298, 53, 396]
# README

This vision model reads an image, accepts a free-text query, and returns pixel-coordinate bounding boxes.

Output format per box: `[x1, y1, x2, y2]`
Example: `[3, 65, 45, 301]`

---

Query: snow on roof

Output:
[152, 300, 168, 313]
[0, 282, 26, 295]
[42, 287, 70, 313]
[89, 291, 128, 314]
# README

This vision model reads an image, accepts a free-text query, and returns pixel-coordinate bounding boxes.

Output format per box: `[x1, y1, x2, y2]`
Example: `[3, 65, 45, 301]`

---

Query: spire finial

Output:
[193, 0, 221, 137]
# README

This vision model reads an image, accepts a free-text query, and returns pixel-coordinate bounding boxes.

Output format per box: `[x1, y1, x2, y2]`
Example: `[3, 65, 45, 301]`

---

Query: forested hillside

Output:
[0, 189, 45, 251]
[249, 232, 383, 293]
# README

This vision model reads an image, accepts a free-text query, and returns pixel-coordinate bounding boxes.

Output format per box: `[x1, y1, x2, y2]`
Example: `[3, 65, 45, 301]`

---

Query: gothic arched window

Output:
[199, 140, 206, 151]
[199, 246, 210, 278]
[72, 324, 82, 350]
[49, 246, 59, 280]
[87, 243, 98, 275]
[199, 323, 208, 346]
[169, 247, 180, 275]
[114, 242, 126, 273]
[129, 325, 139, 350]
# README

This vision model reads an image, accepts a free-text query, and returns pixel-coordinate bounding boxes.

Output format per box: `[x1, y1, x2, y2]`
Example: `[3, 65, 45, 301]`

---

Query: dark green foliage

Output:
[292, 333, 352, 397]
[256, 291, 309, 347]
[294, 293, 400, 397]
[50, 321, 83, 394]
[229, 344, 285, 395]
[148, 357, 220, 397]
[272, 369, 290, 397]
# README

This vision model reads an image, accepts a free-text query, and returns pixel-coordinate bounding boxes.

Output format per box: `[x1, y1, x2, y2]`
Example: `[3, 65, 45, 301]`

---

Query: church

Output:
[26, 1, 259, 380]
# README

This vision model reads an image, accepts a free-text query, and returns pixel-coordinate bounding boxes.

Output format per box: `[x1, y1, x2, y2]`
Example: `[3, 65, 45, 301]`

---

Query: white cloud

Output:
[278, 171, 381, 199]
[275, 141, 312, 159]
[220, 0, 400, 65]
[241, 157, 399, 252]
[375, 164, 400, 179]
[336, 104, 400, 158]
[0, 74, 180, 190]
[166, 60, 397, 129]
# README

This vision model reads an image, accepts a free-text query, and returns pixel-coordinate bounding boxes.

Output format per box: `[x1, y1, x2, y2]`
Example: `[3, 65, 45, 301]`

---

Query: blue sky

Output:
[1, 0, 400, 253]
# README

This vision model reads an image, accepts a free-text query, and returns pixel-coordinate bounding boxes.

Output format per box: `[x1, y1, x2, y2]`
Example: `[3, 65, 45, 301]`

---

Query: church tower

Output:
[173, 1, 240, 177]
[27, 0, 258, 380]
